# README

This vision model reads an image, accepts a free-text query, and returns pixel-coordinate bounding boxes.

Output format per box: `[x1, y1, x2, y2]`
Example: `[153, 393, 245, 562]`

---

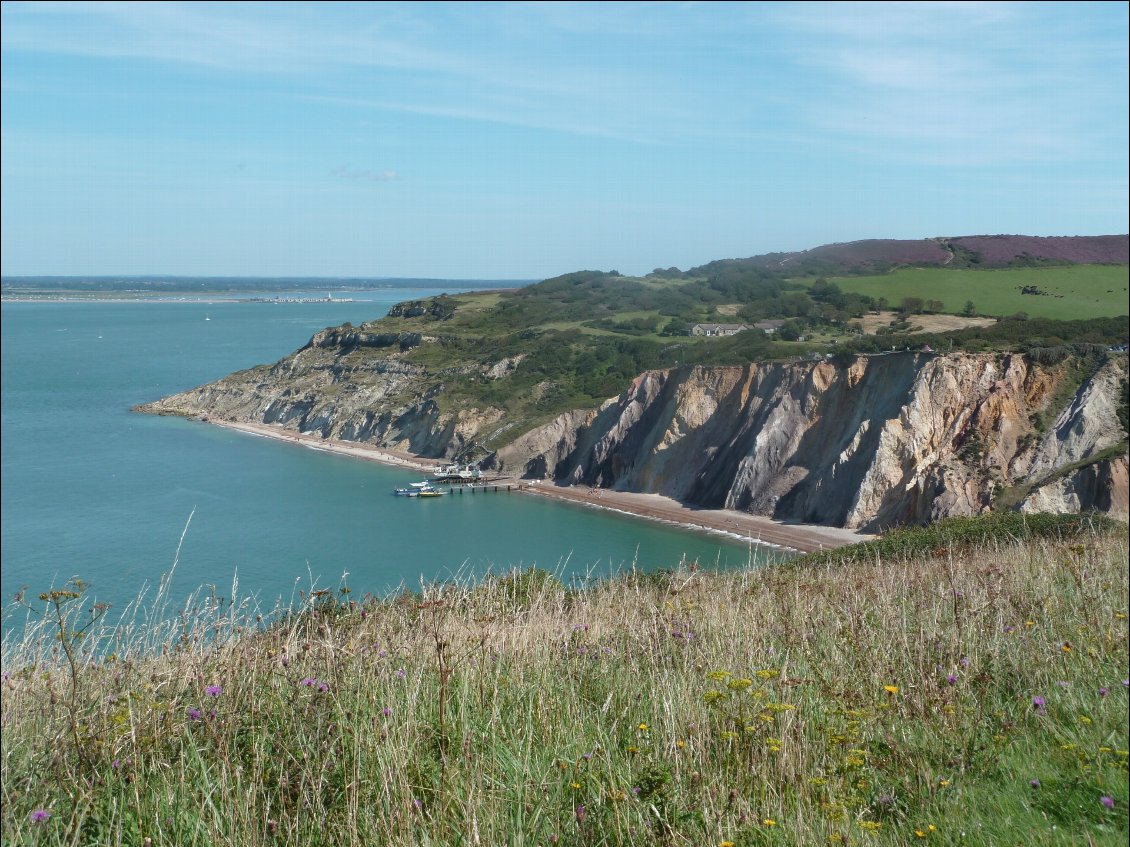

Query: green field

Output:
[827, 265, 1129, 320]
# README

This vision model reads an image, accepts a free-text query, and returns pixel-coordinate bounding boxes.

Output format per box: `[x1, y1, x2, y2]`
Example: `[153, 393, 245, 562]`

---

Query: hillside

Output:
[2, 517, 1126, 845]
[688, 234, 1129, 277]
[136, 234, 1129, 532]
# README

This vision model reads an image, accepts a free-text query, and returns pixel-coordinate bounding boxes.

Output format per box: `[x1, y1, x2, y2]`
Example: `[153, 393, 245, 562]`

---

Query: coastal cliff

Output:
[138, 341, 1129, 531]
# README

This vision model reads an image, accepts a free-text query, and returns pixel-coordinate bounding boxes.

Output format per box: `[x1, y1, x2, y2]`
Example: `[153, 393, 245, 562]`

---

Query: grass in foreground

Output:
[2, 520, 1127, 846]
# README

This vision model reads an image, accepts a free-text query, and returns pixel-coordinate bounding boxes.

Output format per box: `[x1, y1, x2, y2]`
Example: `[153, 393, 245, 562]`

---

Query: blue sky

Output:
[2, 1, 1127, 279]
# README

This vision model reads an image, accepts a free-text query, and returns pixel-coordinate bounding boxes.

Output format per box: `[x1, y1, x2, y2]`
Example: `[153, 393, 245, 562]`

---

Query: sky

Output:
[1, 1, 1127, 279]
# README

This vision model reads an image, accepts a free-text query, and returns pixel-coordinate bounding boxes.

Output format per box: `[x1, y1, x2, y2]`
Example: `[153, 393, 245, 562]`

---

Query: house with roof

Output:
[690, 323, 749, 337]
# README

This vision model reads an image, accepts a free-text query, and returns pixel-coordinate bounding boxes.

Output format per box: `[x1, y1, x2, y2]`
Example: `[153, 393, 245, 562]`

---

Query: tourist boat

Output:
[393, 481, 435, 497]
[416, 489, 446, 498]
[430, 463, 484, 483]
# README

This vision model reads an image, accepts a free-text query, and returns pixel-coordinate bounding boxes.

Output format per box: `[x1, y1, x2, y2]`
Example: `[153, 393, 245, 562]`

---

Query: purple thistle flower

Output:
[112, 759, 121, 769]
[29, 809, 50, 823]
[317, 681, 329, 692]
[1099, 687, 1109, 697]
[205, 685, 223, 697]
[959, 657, 971, 667]
[382, 707, 392, 717]
[575, 804, 587, 824]
[187, 707, 203, 721]
[1101, 796, 1115, 809]
[1032, 696, 1046, 711]
[300, 677, 317, 687]
[1030, 779, 1040, 788]
[1122, 679, 1129, 687]
[396, 669, 406, 679]
[946, 674, 958, 685]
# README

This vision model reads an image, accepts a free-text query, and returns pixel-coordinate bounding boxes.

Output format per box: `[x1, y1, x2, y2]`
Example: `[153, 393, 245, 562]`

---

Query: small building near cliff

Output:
[691, 323, 749, 337]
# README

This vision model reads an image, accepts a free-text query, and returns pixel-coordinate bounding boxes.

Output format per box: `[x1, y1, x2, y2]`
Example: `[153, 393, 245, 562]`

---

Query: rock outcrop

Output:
[138, 342, 1129, 530]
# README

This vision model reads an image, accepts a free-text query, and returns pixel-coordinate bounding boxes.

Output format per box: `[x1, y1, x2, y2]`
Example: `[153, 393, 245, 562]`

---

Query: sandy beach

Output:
[210, 419, 873, 554]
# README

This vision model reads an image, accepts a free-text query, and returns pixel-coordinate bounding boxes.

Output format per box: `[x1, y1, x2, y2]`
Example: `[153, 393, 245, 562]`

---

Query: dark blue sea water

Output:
[1, 291, 777, 615]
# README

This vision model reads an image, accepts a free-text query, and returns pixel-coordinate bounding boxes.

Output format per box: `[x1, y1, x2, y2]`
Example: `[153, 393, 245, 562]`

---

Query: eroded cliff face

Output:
[496, 353, 1128, 530]
[138, 340, 1129, 530]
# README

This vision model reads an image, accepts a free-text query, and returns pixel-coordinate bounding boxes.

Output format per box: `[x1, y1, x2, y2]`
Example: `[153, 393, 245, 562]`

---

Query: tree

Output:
[962, 300, 977, 317]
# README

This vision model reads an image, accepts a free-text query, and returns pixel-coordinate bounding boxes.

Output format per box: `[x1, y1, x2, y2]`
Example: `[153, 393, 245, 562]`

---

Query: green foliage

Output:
[797, 511, 1125, 567]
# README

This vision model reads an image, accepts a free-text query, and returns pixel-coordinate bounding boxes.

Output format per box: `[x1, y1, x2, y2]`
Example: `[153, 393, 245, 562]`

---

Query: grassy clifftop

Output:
[2, 514, 1126, 845]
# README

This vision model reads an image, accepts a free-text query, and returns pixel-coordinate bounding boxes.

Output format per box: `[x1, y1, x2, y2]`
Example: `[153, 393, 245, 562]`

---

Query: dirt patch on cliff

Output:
[855, 311, 998, 335]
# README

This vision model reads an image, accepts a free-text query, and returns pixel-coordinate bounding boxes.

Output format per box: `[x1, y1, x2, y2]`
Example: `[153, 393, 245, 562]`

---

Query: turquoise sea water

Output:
[1, 292, 778, 615]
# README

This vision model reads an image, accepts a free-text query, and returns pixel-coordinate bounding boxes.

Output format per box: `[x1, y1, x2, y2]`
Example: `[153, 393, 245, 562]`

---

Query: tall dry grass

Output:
[2, 524, 1127, 845]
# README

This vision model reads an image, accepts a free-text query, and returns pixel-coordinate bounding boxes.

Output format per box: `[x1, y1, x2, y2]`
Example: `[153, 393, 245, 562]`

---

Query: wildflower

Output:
[1101, 796, 1115, 809]
[762, 819, 776, 827]
[570, 782, 581, 790]
[959, 657, 971, 667]
[1032, 696, 1046, 714]
[727, 677, 753, 691]
[938, 779, 950, 787]
[1030, 779, 1040, 788]
[381, 707, 392, 717]
[720, 842, 736, 847]
[946, 674, 958, 686]
[1060, 641, 1072, 653]
[707, 670, 732, 682]
[29, 810, 50, 823]
[756, 669, 780, 680]
[301, 678, 317, 687]
[205, 685, 223, 697]
[575, 805, 587, 825]
[859, 821, 882, 832]
[883, 685, 899, 695]
[637, 723, 649, 732]
[1099, 687, 1109, 697]
[187, 707, 202, 721]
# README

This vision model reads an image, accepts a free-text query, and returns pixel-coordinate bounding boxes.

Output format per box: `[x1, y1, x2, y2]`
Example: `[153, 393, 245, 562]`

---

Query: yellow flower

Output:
[720, 842, 736, 847]
[570, 782, 581, 789]
[707, 670, 732, 682]
[884, 685, 899, 695]
[756, 669, 780, 679]
[675, 739, 686, 749]
[637, 723, 649, 731]
[762, 819, 777, 827]
[859, 820, 882, 832]
[938, 779, 950, 787]
[727, 678, 754, 691]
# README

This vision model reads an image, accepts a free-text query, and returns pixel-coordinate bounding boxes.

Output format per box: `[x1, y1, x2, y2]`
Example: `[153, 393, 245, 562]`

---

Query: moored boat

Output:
[430, 463, 483, 483]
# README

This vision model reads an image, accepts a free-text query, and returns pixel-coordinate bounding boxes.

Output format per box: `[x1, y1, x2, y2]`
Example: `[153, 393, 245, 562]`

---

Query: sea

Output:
[0, 289, 782, 620]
